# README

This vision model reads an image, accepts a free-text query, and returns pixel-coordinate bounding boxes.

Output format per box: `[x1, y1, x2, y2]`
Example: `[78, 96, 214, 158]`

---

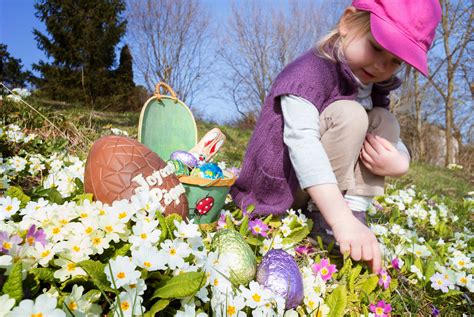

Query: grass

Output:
[9, 99, 473, 200]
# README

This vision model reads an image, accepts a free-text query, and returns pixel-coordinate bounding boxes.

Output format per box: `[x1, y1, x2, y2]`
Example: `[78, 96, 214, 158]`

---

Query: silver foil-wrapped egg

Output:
[170, 150, 198, 168]
[256, 249, 304, 309]
[211, 229, 256, 285]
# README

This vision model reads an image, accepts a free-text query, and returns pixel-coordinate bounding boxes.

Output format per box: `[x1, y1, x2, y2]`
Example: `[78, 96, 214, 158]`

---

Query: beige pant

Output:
[294, 100, 400, 207]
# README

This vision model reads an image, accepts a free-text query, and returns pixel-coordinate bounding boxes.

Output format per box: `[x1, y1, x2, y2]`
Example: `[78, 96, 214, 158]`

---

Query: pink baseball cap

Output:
[351, 0, 441, 76]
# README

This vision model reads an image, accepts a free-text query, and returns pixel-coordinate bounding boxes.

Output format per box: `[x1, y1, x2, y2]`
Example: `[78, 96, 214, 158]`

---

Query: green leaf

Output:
[337, 257, 353, 278]
[245, 236, 263, 246]
[282, 226, 310, 245]
[5, 186, 30, 208]
[84, 289, 102, 303]
[225, 214, 235, 230]
[74, 177, 84, 192]
[326, 285, 347, 317]
[441, 289, 464, 298]
[113, 243, 131, 259]
[2, 261, 23, 303]
[77, 260, 117, 293]
[246, 204, 255, 214]
[239, 216, 249, 236]
[61, 276, 89, 290]
[144, 299, 170, 317]
[30, 267, 56, 283]
[424, 259, 436, 283]
[72, 193, 93, 204]
[151, 271, 206, 299]
[360, 275, 379, 296]
[156, 212, 168, 240]
[349, 265, 363, 293]
[165, 214, 182, 237]
[33, 187, 64, 204]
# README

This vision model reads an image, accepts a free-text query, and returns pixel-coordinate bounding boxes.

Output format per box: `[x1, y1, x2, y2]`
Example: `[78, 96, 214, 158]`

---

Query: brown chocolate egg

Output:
[84, 135, 188, 218]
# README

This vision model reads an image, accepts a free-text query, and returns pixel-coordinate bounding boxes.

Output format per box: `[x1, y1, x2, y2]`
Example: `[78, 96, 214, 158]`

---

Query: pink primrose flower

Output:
[369, 300, 392, 317]
[248, 219, 269, 237]
[378, 269, 391, 289]
[312, 258, 337, 281]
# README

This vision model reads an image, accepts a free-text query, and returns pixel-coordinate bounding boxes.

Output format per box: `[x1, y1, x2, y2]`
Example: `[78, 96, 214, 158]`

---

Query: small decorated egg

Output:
[170, 150, 198, 168]
[211, 229, 256, 285]
[167, 159, 189, 176]
[191, 162, 223, 179]
[256, 249, 304, 309]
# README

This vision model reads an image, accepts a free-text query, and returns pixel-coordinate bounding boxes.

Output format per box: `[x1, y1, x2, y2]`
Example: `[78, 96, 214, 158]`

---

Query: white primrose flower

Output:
[0, 294, 15, 316]
[173, 219, 201, 239]
[259, 235, 284, 256]
[409, 244, 432, 258]
[0, 196, 21, 220]
[28, 156, 45, 175]
[53, 258, 87, 282]
[370, 224, 388, 236]
[455, 272, 474, 291]
[111, 199, 135, 224]
[110, 291, 144, 317]
[62, 236, 93, 262]
[90, 231, 111, 255]
[409, 265, 424, 280]
[30, 242, 59, 267]
[159, 239, 192, 270]
[239, 281, 273, 309]
[63, 285, 102, 316]
[99, 214, 127, 243]
[20, 198, 49, 216]
[105, 256, 141, 289]
[175, 301, 208, 317]
[451, 252, 473, 270]
[280, 223, 292, 237]
[131, 246, 166, 271]
[6, 294, 65, 317]
[123, 278, 147, 297]
[129, 219, 161, 248]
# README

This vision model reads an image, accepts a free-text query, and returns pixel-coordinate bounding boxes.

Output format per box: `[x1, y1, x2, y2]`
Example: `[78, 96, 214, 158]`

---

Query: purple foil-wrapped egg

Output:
[256, 249, 304, 309]
[170, 150, 198, 168]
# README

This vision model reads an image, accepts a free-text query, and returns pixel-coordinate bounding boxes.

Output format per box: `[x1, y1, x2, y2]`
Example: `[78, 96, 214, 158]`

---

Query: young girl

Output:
[230, 0, 441, 272]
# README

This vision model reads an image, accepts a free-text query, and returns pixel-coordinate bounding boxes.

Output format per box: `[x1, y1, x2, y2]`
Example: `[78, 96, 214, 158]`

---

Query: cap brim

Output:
[370, 14, 429, 77]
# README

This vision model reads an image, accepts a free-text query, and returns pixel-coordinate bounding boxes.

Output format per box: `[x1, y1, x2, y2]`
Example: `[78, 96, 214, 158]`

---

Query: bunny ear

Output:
[190, 128, 226, 162]
[210, 140, 224, 155]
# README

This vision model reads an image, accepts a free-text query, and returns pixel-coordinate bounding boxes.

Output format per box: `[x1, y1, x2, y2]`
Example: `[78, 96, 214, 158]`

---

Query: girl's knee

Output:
[368, 107, 400, 141]
[322, 100, 369, 138]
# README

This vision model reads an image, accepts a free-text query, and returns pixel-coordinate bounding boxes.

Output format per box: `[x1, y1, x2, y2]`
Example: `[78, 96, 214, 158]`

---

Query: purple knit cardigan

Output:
[230, 49, 401, 216]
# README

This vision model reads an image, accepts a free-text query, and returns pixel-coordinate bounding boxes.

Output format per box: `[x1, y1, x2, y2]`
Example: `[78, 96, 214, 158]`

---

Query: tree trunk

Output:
[414, 72, 425, 161]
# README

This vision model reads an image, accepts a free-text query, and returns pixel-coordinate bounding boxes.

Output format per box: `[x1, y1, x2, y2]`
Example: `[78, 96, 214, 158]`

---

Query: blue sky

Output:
[0, 0, 239, 122]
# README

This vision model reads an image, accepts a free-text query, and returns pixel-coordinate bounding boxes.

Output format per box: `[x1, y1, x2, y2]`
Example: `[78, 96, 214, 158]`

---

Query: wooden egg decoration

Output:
[84, 135, 188, 218]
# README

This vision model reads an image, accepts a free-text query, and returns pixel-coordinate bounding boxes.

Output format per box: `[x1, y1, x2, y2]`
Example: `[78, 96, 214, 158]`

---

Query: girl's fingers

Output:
[361, 148, 375, 165]
[363, 139, 378, 157]
[374, 135, 396, 150]
[350, 243, 362, 261]
[371, 242, 382, 273]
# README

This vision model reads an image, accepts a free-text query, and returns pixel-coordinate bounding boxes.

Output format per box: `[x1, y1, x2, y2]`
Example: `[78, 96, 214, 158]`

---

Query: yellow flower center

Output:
[254, 226, 261, 233]
[169, 248, 176, 255]
[85, 227, 93, 234]
[31, 314, 43, 317]
[68, 301, 78, 311]
[376, 307, 384, 315]
[118, 212, 127, 219]
[213, 279, 219, 286]
[52, 227, 60, 234]
[2, 242, 12, 250]
[80, 213, 88, 218]
[121, 301, 130, 311]
[60, 219, 68, 225]
[92, 237, 102, 245]
[67, 263, 76, 271]
[140, 233, 148, 240]
[41, 250, 51, 258]
[437, 280, 443, 285]
[227, 305, 236, 315]
[144, 261, 151, 268]
[73, 246, 80, 252]
[320, 267, 329, 275]
[27, 236, 35, 245]
[105, 226, 113, 233]
[6, 205, 12, 212]
[99, 209, 105, 215]
[252, 293, 261, 303]
[117, 272, 126, 279]
[458, 260, 465, 266]
[460, 277, 467, 284]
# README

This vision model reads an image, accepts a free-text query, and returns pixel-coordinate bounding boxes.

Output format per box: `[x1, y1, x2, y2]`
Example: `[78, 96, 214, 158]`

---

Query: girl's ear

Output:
[339, 6, 358, 37]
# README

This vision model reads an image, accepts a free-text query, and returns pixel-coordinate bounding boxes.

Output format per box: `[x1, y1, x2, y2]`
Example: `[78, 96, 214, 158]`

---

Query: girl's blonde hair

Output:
[317, 10, 371, 63]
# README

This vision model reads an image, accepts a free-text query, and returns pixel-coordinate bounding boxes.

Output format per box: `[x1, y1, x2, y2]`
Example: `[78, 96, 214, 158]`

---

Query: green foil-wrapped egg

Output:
[167, 159, 189, 176]
[211, 229, 256, 285]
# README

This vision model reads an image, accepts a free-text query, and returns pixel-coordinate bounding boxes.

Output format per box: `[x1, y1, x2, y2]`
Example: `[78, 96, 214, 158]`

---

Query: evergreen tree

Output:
[114, 44, 137, 110]
[32, 0, 126, 107]
[0, 44, 31, 89]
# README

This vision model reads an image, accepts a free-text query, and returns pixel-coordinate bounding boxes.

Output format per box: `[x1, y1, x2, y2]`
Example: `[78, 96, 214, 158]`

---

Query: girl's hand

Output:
[331, 216, 382, 273]
[360, 134, 409, 177]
